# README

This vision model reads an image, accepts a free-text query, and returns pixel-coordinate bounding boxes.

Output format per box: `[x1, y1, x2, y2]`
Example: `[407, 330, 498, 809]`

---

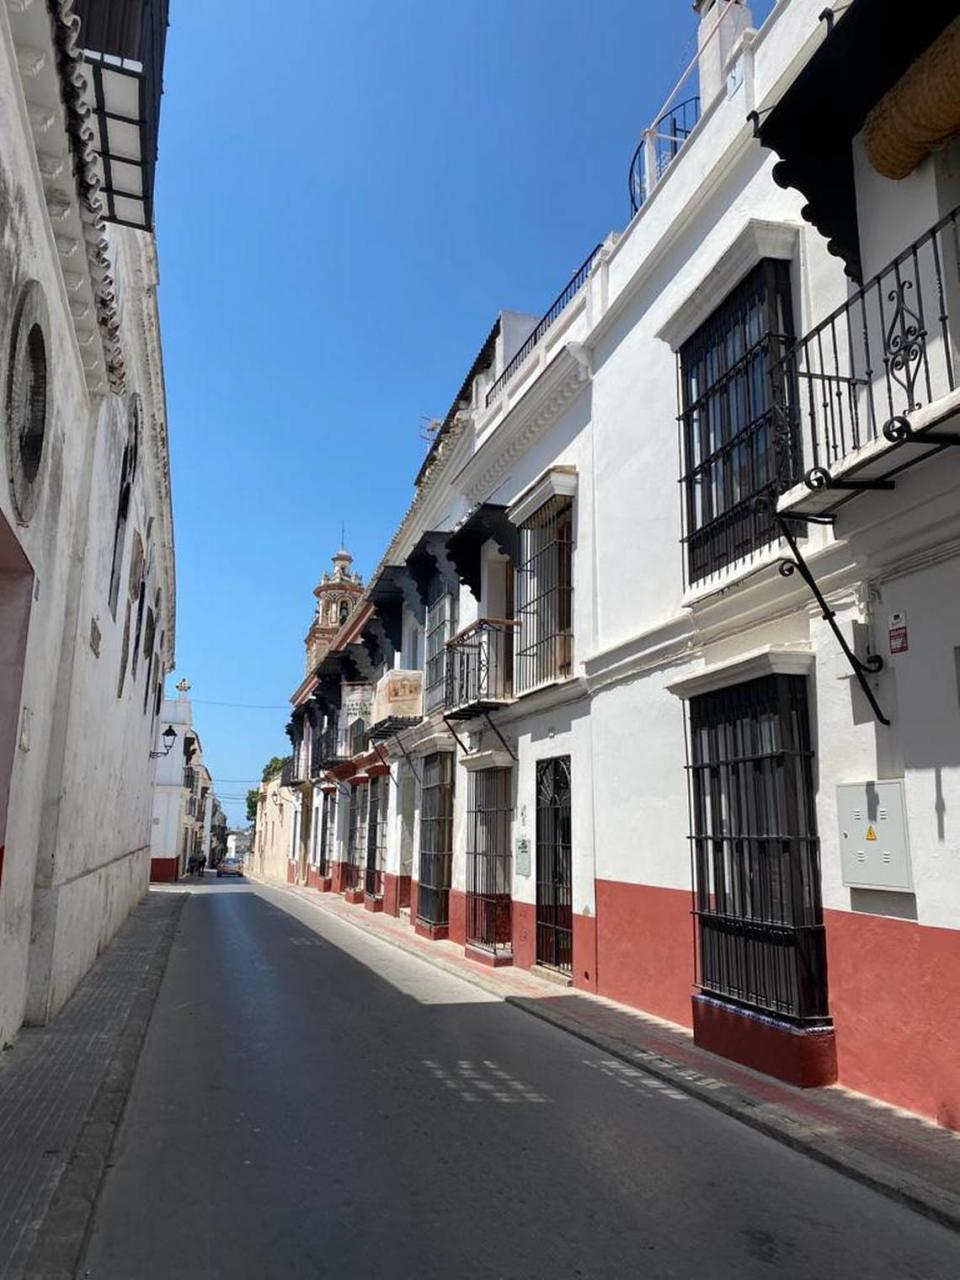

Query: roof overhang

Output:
[756, 0, 958, 281]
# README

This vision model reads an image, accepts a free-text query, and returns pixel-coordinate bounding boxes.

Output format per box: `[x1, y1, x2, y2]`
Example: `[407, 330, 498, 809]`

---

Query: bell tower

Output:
[304, 545, 364, 672]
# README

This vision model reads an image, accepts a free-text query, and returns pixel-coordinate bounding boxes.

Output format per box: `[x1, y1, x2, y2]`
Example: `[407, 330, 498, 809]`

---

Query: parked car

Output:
[216, 858, 244, 878]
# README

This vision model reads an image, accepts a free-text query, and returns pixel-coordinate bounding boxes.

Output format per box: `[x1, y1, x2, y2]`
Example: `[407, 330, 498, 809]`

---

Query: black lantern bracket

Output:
[763, 501, 890, 726]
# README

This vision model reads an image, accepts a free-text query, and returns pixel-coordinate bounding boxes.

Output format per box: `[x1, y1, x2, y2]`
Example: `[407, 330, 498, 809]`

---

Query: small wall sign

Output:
[888, 611, 908, 655]
[515, 836, 531, 877]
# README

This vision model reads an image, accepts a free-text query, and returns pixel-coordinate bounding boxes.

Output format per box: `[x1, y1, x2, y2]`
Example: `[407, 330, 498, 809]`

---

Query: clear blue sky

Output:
[156, 0, 775, 823]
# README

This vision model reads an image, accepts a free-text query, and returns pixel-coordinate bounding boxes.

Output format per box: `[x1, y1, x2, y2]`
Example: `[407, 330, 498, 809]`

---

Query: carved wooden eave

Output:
[455, 343, 591, 506]
[8, 0, 127, 395]
[132, 234, 176, 668]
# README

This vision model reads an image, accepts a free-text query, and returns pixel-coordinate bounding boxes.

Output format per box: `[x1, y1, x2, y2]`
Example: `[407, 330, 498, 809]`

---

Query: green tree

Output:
[246, 756, 286, 823]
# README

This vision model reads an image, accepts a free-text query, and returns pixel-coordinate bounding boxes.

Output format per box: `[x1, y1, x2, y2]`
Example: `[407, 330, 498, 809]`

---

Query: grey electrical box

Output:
[515, 836, 531, 878]
[837, 780, 912, 891]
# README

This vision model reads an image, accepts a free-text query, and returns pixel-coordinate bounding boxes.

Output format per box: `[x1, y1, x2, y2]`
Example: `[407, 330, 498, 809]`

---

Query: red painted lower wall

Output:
[826, 908, 960, 1129]
[513, 901, 535, 970]
[149, 856, 179, 883]
[383, 873, 412, 917]
[573, 912, 598, 993]
[595, 880, 694, 1028]
[286, 862, 295, 884]
[409, 879, 419, 925]
[449, 889, 466, 947]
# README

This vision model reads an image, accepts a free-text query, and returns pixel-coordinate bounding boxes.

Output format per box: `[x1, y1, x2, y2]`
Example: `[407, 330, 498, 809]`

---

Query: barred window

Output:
[424, 581, 458, 712]
[688, 674, 828, 1023]
[418, 751, 454, 927]
[466, 768, 513, 956]
[680, 259, 797, 585]
[515, 496, 573, 694]
[346, 784, 368, 891]
[318, 790, 337, 876]
[365, 775, 388, 897]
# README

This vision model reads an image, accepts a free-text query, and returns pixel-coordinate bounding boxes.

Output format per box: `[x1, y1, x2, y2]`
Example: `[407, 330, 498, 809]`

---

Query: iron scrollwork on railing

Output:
[771, 206, 959, 497]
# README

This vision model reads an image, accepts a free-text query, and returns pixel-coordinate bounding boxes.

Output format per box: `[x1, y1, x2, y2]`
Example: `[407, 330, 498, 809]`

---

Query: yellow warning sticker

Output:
[865, 825, 877, 841]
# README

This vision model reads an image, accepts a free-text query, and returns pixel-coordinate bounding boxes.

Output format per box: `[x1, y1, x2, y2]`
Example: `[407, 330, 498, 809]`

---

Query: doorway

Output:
[535, 756, 572, 973]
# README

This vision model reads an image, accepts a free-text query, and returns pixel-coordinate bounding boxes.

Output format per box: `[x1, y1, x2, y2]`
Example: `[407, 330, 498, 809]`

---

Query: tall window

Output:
[418, 752, 454, 927]
[346, 784, 368, 890]
[424, 581, 457, 712]
[680, 259, 797, 585]
[466, 768, 513, 956]
[515, 497, 573, 694]
[108, 406, 139, 617]
[318, 790, 337, 876]
[365, 775, 387, 897]
[688, 674, 828, 1023]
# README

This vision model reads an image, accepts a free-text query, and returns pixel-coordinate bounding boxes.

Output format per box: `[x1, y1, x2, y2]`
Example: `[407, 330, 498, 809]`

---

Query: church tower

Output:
[305, 546, 364, 672]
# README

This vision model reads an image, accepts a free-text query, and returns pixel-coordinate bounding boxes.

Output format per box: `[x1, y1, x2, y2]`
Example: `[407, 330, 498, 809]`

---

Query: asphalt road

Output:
[80, 883, 959, 1279]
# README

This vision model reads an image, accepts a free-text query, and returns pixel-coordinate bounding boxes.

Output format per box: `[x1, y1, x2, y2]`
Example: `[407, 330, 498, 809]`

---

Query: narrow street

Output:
[79, 883, 957, 1280]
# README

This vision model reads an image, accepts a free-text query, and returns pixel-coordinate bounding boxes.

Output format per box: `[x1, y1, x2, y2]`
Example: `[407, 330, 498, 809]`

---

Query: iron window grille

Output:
[514, 497, 573, 695]
[345, 784, 368, 892]
[424, 584, 458, 713]
[365, 775, 388, 898]
[417, 752, 454, 927]
[679, 259, 799, 586]
[535, 756, 573, 974]
[687, 674, 829, 1024]
[349, 717, 369, 757]
[320, 790, 337, 876]
[466, 768, 513, 956]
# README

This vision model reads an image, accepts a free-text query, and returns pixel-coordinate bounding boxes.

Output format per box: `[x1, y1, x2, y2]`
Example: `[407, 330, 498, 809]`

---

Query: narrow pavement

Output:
[81, 883, 958, 1279]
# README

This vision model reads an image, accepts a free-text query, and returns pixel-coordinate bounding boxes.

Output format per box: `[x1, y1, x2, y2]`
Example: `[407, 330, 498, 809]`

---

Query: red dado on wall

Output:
[449, 888, 466, 948]
[826, 908, 960, 1130]
[595, 881, 693, 1027]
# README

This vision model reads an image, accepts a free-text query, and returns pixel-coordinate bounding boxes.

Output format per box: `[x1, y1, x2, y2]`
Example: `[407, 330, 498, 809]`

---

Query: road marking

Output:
[584, 1058, 689, 1101]
[422, 1059, 548, 1104]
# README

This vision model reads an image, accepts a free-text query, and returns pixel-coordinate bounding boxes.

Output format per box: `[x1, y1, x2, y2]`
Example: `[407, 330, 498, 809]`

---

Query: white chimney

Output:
[694, 0, 753, 109]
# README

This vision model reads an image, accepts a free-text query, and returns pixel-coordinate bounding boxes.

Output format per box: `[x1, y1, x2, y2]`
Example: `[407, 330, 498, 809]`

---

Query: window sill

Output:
[681, 539, 788, 609]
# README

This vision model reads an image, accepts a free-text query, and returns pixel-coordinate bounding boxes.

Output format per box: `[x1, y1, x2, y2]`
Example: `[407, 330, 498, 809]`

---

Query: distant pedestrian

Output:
[199, 854, 207, 877]
[187, 855, 197, 876]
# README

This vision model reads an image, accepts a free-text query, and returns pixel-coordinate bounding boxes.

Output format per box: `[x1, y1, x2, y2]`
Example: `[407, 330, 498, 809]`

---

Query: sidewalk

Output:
[0, 889, 186, 1280]
[262, 876, 960, 1233]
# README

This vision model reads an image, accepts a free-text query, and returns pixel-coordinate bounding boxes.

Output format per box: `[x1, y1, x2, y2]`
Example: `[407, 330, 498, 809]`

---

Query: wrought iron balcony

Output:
[280, 755, 302, 788]
[444, 619, 515, 720]
[349, 717, 369, 758]
[628, 96, 700, 216]
[485, 244, 602, 407]
[318, 723, 350, 768]
[774, 206, 960, 518]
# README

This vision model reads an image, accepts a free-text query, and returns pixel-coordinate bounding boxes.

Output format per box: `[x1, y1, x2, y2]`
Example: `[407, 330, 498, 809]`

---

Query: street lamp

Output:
[150, 725, 177, 759]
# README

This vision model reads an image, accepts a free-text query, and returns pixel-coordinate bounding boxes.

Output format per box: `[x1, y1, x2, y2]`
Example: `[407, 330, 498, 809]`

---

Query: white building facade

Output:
[0, 1, 175, 1041]
[280, 0, 960, 1129]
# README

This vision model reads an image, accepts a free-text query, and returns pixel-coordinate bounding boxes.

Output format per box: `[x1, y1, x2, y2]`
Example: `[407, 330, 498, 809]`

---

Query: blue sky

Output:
[156, 0, 775, 822]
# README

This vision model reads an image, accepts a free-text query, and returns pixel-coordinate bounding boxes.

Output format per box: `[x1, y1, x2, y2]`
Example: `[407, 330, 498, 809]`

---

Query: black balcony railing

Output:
[319, 723, 350, 768]
[445, 619, 515, 718]
[629, 96, 700, 216]
[486, 244, 602, 406]
[774, 206, 960, 501]
[280, 755, 300, 787]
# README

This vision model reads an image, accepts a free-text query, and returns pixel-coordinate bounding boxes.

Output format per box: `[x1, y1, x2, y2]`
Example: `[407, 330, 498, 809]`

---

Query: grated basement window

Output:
[424, 580, 458, 713]
[515, 496, 573, 694]
[418, 752, 454, 927]
[687, 674, 829, 1023]
[680, 259, 798, 585]
[466, 768, 513, 955]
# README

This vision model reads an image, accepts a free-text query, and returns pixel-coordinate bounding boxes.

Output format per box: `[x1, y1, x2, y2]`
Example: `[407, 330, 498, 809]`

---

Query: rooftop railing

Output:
[628, 96, 701, 215]
[485, 244, 602, 407]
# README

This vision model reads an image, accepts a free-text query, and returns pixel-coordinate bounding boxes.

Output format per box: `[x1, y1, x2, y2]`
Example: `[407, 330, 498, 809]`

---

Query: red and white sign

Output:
[888, 611, 909, 655]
